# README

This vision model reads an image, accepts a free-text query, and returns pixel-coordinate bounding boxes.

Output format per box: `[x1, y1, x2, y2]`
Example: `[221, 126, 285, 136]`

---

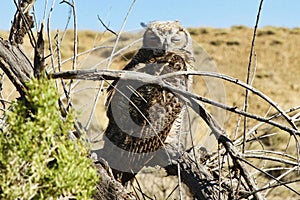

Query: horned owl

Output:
[100, 20, 194, 184]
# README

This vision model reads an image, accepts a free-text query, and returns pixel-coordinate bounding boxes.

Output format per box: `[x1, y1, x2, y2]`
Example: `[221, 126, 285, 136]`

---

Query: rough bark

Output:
[164, 151, 226, 200]
[9, 0, 35, 45]
[0, 38, 33, 96]
[93, 160, 136, 200]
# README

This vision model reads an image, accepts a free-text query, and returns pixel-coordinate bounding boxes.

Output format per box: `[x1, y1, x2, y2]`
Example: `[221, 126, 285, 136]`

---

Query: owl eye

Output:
[149, 35, 159, 40]
[146, 31, 160, 41]
[171, 35, 182, 42]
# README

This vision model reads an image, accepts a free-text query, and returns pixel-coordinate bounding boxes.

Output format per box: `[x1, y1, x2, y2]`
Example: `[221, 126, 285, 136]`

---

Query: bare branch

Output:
[85, 0, 137, 131]
[50, 69, 300, 136]
[243, 178, 300, 199]
[97, 16, 118, 36]
[243, 0, 264, 152]
[33, 23, 45, 78]
[51, 68, 270, 199]
[10, 0, 36, 45]
[46, 0, 57, 86]
[239, 156, 300, 196]
[244, 154, 299, 166]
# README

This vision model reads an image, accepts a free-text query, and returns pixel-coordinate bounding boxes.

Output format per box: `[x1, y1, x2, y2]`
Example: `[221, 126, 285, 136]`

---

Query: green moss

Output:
[0, 76, 98, 199]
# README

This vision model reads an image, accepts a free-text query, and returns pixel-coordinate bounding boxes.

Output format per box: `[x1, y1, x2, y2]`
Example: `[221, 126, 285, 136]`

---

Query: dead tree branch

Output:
[164, 152, 224, 200]
[0, 39, 33, 96]
[93, 160, 136, 200]
[51, 68, 273, 199]
[242, 0, 264, 153]
[85, 0, 137, 131]
[9, 0, 35, 45]
[97, 16, 118, 36]
[50, 69, 300, 136]
[33, 23, 45, 78]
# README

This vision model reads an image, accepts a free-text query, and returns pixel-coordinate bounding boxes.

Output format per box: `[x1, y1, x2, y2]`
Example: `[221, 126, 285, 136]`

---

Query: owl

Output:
[99, 20, 194, 185]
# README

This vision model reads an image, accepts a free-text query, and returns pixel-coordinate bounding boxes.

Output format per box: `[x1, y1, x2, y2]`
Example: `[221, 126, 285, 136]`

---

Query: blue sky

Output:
[1, 0, 300, 31]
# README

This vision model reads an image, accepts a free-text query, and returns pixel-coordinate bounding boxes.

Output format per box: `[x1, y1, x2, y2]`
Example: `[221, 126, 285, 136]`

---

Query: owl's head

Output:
[142, 20, 194, 64]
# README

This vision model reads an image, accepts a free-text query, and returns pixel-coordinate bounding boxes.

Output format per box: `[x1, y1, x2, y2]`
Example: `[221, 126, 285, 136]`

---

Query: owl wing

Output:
[105, 50, 188, 148]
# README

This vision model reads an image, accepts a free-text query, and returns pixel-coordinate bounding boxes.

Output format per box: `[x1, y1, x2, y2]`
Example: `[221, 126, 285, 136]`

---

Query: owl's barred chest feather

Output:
[104, 49, 189, 154]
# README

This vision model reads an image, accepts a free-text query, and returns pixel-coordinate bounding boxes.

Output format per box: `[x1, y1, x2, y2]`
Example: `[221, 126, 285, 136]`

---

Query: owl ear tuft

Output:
[140, 22, 147, 29]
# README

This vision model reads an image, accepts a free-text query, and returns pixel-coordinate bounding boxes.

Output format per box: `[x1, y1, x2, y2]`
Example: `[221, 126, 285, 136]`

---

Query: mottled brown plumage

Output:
[101, 21, 194, 184]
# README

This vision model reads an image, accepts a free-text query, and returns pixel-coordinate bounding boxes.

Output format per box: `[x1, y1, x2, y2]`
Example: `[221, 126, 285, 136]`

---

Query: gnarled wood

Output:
[93, 160, 136, 200]
[164, 151, 226, 200]
[0, 39, 33, 96]
[9, 0, 35, 44]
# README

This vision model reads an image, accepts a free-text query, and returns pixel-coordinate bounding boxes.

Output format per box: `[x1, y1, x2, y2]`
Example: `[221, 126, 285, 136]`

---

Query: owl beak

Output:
[162, 39, 168, 51]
